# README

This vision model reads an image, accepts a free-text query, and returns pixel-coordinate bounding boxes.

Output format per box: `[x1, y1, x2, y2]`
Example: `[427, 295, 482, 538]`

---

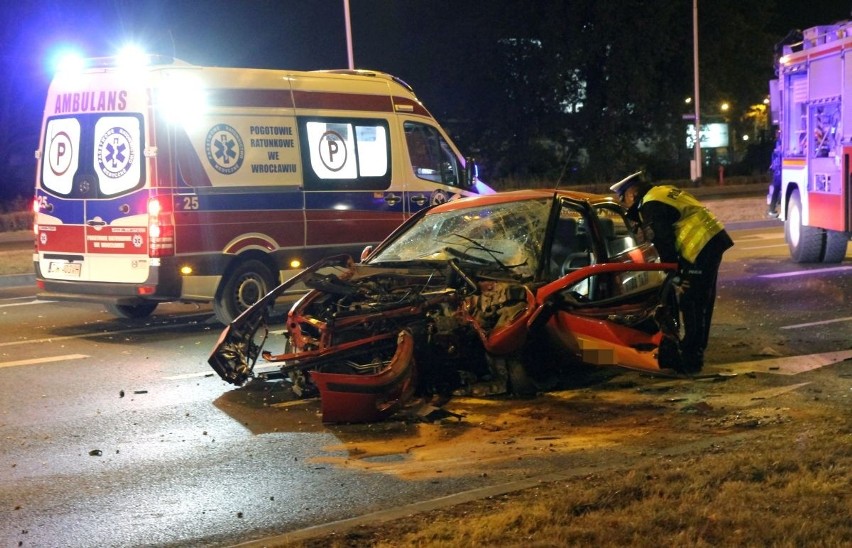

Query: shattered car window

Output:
[370, 198, 551, 279]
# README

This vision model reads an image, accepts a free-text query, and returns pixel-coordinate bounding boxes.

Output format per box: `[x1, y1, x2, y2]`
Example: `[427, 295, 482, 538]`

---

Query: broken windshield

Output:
[369, 198, 551, 278]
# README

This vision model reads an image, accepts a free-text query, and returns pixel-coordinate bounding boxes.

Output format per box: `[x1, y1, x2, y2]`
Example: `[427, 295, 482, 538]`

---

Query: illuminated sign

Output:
[686, 123, 729, 148]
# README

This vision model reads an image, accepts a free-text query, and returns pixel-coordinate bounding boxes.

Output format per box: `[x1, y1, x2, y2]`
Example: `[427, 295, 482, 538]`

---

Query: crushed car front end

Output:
[208, 190, 681, 422]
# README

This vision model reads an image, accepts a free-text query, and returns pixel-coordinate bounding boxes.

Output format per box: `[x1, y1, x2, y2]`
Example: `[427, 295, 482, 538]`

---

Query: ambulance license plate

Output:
[48, 261, 82, 277]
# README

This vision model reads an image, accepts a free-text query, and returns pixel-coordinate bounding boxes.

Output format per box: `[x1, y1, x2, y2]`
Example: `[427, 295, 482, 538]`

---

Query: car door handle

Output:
[86, 219, 107, 227]
[384, 193, 401, 206]
[410, 194, 428, 207]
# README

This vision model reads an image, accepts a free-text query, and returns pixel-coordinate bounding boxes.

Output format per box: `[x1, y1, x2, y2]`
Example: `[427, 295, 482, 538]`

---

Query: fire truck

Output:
[770, 21, 852, 263]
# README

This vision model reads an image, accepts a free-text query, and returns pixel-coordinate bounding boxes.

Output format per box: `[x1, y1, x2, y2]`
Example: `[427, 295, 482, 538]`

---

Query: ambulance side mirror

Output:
[464, 156, 477, 187]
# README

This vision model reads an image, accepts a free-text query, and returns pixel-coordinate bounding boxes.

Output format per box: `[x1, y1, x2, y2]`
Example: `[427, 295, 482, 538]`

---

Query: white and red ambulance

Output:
[34, 54, 491, 323]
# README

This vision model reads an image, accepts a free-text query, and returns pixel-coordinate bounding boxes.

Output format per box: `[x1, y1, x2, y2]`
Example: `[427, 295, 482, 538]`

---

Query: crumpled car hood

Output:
[209, 252, 678, 422]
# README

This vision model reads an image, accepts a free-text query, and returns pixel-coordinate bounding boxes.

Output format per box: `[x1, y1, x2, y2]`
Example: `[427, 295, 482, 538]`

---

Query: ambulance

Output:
[33, 53, 491, 324]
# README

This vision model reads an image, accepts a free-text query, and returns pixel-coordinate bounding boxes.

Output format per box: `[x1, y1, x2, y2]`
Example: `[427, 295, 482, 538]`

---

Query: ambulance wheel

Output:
[822, 230, 848, 263]
[785, 189, 823, 263]
[105, 302, 158, 319]
[213, 259, 275, 325]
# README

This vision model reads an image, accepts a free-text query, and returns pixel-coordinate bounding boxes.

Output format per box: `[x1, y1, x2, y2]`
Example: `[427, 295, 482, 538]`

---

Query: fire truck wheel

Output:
[104, 302, 158, 319]
[785, 189, 823, 263]
[822, 230, 848, 263]
[214, 259, 275, 325]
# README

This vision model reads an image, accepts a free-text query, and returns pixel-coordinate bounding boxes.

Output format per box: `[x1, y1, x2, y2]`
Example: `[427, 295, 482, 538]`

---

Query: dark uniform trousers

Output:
[678, 231, 732, 371]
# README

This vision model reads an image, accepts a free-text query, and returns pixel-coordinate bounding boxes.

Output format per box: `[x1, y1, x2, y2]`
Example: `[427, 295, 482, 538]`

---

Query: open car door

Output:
[533, 262, 680, 373]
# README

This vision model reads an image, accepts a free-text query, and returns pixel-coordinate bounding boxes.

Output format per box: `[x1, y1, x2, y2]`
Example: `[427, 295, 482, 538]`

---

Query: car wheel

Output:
[288, 371, 318, 398]
[213, 259, 275, 325]
[505, 356, 536, 396]
[496, 353, 558, 397]
[822, 229, 848, 263]
[105, 302, 158, 319]
[785, 189, 823, 263]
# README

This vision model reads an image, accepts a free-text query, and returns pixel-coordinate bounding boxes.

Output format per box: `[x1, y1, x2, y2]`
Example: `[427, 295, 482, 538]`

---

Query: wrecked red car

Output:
[208, 190, 682, 422]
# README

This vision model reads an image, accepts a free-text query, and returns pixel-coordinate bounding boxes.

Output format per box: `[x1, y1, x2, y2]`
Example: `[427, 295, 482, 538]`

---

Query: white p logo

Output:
[49, 131, 73, 176]
[318, 131, 347, 172]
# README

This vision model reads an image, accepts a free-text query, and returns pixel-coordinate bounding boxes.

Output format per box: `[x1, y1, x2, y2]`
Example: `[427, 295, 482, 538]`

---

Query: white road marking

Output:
[174, 348, 852, 387]
[734, 233, 784, 241]
[713, 349, 852, 375]
[163, 371, 218, 380]
[707, 383, 811, 407]
[758, 265, 852, 279]
[0, 353, 89, 369]
[781, 316, 852, 330]
[163, 364, 280, 381]
[0, 313, 213, 348]
[738, 243, 788, 251]
[0, 299, 55, 308]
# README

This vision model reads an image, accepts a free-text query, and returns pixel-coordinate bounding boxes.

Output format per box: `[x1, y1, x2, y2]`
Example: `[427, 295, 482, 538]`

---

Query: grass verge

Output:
[288, 417, 850, 547]
[0, 248, 33, 276]
[272, 360, 851, 548]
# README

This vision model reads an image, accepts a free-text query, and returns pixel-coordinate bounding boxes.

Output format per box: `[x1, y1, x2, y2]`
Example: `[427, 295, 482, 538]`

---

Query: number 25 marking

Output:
[182, 196, 199, 210]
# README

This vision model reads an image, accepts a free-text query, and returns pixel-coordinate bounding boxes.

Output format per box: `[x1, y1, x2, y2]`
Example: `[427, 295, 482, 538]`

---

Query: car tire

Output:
[785, 189, 823, 263]
[497, 354, 558, 397]
[822, 229, 848, 263]
[105, 302, 158, 319]
[213, 259, 276, 325]
[505, 356, 537, 396]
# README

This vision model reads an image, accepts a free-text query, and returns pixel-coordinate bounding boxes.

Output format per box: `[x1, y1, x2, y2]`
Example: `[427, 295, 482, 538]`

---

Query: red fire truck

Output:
[770, 21, 851, 263]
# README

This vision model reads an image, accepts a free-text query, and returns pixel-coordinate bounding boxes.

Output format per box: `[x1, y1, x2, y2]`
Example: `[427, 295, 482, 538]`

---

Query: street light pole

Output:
[692, 0, 702, 184]
[344, 0, 355, 69]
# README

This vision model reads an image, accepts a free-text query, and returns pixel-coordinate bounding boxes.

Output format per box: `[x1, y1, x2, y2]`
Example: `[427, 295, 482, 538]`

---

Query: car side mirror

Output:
[360, 245, 373, 262]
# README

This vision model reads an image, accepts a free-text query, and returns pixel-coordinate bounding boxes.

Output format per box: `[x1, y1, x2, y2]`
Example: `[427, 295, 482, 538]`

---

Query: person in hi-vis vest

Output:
[611, 171, 734, 373]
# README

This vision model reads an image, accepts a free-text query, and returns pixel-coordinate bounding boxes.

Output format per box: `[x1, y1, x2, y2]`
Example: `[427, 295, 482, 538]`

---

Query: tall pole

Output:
[344, 0, 355, 69]
[692, 0, 702, 184]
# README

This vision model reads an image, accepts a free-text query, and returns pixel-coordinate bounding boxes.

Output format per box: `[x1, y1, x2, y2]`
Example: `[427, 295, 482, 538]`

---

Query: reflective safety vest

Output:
[642, 185, 725, 263]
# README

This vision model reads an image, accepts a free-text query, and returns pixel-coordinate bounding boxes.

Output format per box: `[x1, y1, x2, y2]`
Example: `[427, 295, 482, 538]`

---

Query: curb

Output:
[689, 183, 767, 200]
[0, 273, 35, 288]
[0, 231, 33, 243]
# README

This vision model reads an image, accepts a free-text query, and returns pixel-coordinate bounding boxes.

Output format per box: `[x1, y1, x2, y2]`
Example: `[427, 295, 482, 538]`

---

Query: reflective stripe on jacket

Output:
[642, 186, 725, 263]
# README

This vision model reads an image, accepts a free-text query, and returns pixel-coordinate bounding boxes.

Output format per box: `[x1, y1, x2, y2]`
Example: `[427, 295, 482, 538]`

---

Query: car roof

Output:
[430, 188, 618, 213]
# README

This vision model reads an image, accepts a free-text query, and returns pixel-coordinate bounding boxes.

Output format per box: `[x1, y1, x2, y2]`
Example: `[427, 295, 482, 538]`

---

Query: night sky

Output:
[4, 1, 473, 99]
[5, 2, 849, 74]
[1, 0, 852, 196]
[8, 1, 849, 111]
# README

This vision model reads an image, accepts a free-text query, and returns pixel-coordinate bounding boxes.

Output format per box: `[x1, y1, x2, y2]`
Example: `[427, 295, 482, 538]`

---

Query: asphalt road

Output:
[1, 214, 850, 546]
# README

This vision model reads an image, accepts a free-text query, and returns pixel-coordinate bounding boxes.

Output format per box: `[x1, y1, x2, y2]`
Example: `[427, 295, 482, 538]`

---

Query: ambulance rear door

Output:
[36, 93, 152, 286]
